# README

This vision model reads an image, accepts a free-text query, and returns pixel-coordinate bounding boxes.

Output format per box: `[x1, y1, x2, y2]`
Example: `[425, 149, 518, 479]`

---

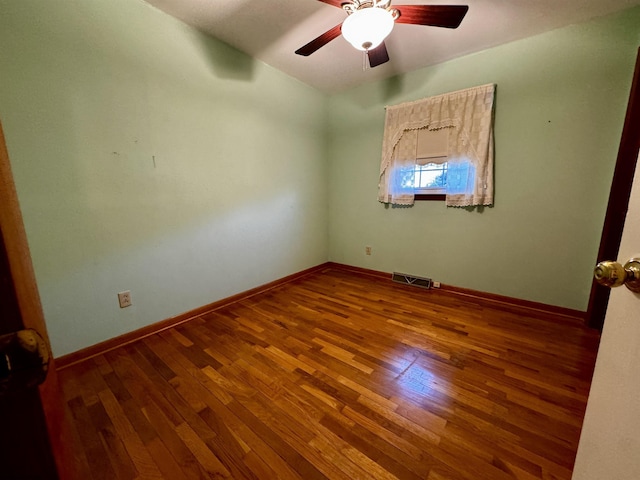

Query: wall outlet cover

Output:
[118, 290, 132, 308]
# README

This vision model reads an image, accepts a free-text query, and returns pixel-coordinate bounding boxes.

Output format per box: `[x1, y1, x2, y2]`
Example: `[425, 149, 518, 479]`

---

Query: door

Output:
[0, 120, 75, 479]
[572, 152, 640, 479]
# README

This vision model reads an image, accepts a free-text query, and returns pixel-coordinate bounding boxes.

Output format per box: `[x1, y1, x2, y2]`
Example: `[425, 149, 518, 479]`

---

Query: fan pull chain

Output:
[363, 51, 368, 71]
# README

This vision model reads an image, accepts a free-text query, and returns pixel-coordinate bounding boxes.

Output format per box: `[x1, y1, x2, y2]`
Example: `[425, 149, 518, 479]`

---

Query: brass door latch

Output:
[594, 258, 640, 293]
[0, 329, 50, 397]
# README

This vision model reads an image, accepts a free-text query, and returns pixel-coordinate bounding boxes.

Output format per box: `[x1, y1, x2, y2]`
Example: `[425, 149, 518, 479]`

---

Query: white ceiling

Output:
[144, 0, 640, 93]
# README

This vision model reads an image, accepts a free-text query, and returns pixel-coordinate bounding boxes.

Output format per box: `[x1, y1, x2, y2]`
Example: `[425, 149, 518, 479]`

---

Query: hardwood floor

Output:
[57, 266, 600, 479]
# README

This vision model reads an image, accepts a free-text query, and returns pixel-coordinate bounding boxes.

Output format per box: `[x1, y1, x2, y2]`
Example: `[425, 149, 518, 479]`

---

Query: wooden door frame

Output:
[587, 48, 640, 330]
[0, 120, 76, 479]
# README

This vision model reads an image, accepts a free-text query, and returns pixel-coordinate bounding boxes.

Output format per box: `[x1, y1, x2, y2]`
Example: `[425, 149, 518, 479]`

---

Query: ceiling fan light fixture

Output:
[341, 7, 395, 51]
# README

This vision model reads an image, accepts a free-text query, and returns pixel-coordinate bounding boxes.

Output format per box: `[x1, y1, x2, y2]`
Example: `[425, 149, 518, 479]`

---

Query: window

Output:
[413, 162, 447, 193]
[378, 84, 495, 207]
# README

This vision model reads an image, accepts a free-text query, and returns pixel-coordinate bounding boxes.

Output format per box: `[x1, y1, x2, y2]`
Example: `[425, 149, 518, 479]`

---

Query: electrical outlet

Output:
[118, 290, 132, 308]
[365, 246, 372, 256]
[433, 281, 441, 288]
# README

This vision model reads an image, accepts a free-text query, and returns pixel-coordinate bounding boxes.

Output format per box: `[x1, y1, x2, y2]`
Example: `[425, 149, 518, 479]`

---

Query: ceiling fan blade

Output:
[395, 5, 469, 28]
[368, 42, 390, 68]
[316, 0, 346, 7]
[295, 23, 343, 56]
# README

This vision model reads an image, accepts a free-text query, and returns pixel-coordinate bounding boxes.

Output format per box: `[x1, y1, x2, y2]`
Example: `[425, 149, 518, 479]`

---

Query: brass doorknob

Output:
[0, 329, 50, 397]
[594, 258, 640, 293]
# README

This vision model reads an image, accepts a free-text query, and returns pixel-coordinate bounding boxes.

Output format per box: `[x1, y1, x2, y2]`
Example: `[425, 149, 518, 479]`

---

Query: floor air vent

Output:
[391, 272, 432, 289]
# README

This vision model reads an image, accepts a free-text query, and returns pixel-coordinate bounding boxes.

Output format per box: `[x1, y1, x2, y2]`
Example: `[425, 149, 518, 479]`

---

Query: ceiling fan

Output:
[295, 0, 469, 68]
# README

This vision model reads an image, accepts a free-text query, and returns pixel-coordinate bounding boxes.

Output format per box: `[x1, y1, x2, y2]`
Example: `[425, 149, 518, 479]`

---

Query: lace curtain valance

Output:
[378, 83, 496, 207]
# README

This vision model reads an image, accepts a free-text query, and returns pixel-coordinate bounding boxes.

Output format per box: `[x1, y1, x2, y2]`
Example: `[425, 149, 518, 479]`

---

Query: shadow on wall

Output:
[195, 32, 256, 82]
[377, 66, 443, 105]
[381, 75, 405, 102]
[341, 66, 439, 109]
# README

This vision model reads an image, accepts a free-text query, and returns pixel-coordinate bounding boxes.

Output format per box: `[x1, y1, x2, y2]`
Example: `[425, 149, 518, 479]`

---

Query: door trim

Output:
[0, 120, 76, 479]
[587, 48, 640, 330]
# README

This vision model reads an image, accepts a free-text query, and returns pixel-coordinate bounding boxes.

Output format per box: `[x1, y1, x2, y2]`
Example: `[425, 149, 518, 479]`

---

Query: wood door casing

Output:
[587, 48, 640, 330]
[0, 229, 59, 478]
[0, 120, 75, 479]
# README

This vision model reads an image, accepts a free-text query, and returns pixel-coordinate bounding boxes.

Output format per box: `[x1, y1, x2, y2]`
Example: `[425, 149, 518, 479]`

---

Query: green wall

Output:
[1, 1, 638, 357]
[327, 8, 640, 311]
[0, 0, 328, 356]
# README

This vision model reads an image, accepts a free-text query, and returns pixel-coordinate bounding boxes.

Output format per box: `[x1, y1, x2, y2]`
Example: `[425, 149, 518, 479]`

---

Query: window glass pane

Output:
[414, 163, 447, 189]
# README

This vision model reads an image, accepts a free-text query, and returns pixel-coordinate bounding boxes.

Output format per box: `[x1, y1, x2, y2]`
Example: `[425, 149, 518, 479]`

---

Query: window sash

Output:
[414, 161, 448, 194]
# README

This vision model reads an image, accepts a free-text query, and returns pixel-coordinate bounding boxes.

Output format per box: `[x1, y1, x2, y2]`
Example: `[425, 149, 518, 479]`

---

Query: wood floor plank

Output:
[59, 267, 599, 479]
[87, 399, 138, 480]
[98, 388, 164, 479]
[145, 436, 190, 480]
[145, 333, 304, 480]
[140, 399, 211, 479]
[66, 395, 118, 480]
[175, 422, 231, 478]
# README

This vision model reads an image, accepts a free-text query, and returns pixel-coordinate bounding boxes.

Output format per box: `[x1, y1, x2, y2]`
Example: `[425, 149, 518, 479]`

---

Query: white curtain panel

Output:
[378, 83, 495, 207]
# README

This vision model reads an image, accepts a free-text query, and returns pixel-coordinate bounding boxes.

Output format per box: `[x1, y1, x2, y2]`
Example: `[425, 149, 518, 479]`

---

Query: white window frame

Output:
[413, 159, 448, 195]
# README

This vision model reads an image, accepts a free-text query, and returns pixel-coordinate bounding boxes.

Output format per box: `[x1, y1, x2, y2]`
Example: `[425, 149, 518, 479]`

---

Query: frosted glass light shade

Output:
[341, 8, 395, 51]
